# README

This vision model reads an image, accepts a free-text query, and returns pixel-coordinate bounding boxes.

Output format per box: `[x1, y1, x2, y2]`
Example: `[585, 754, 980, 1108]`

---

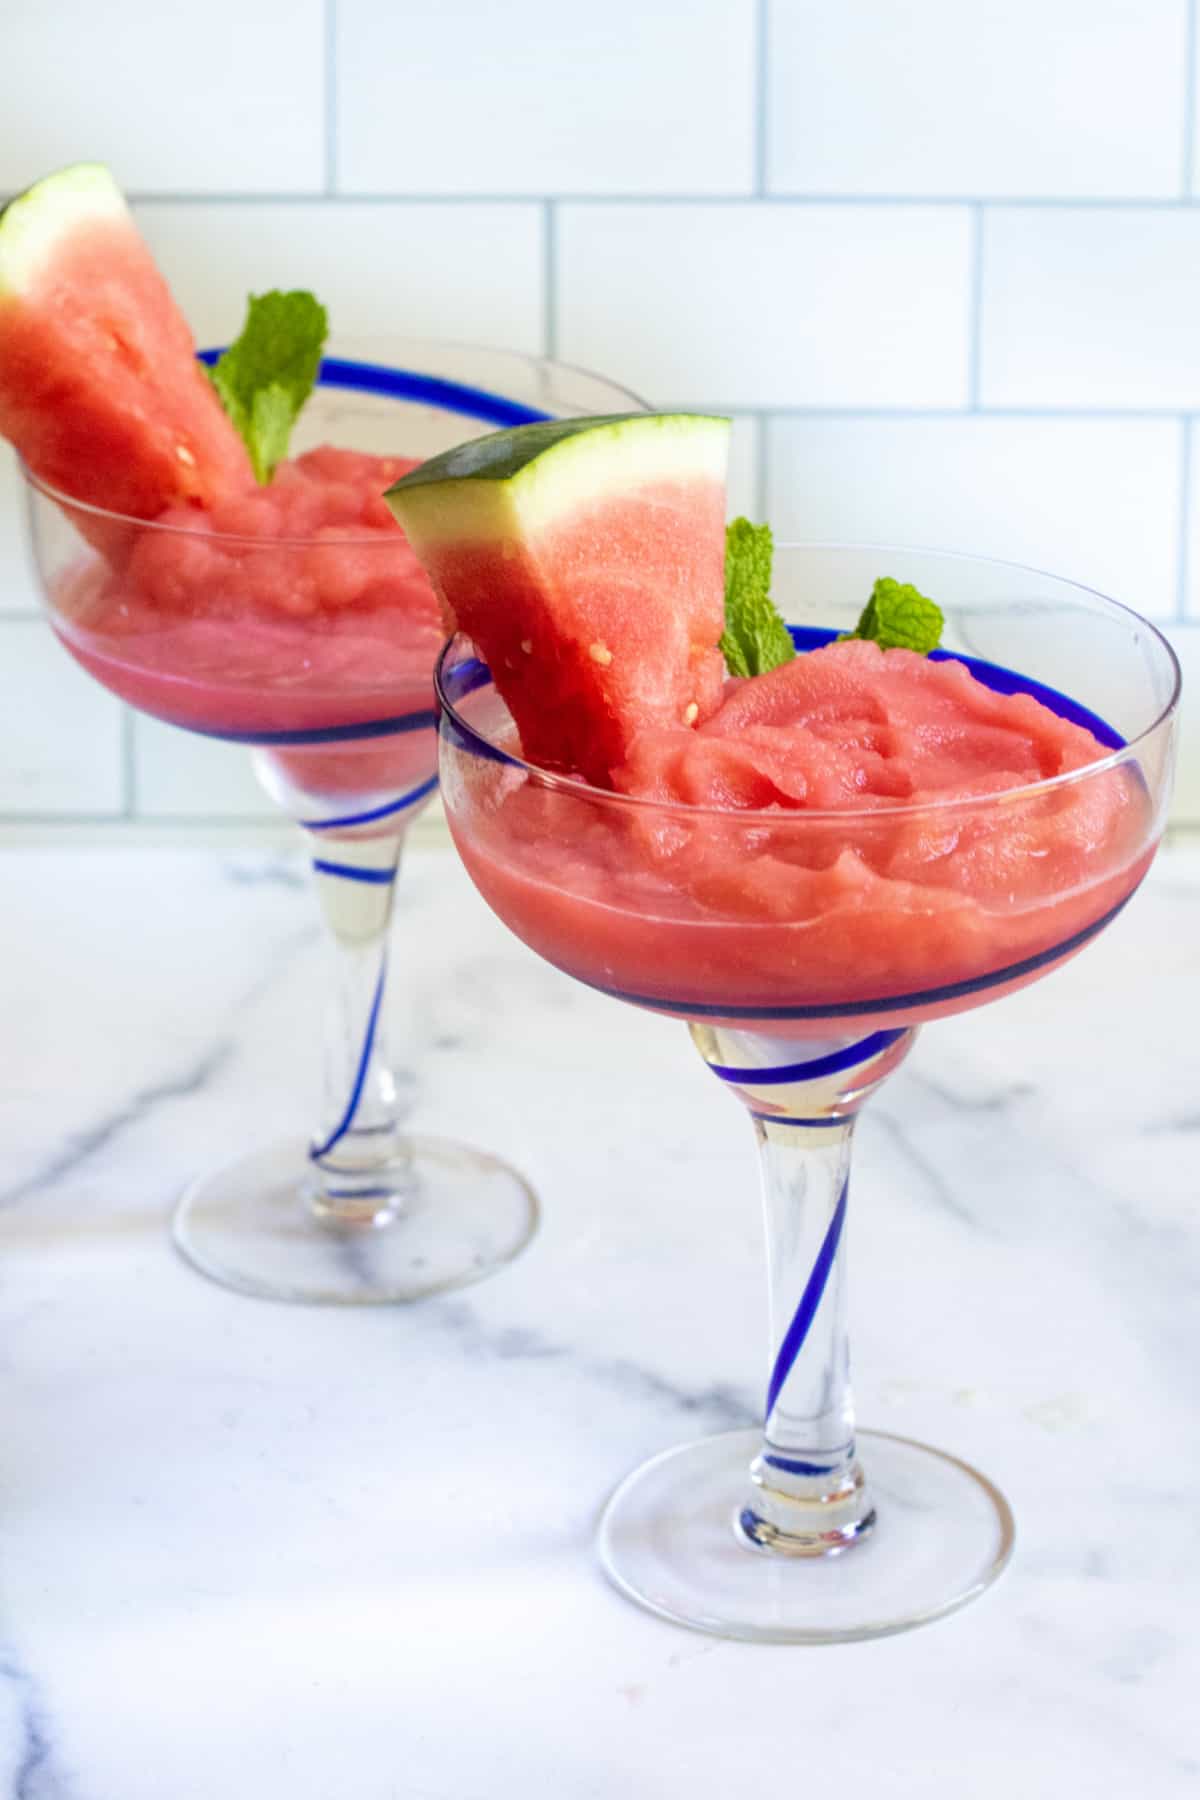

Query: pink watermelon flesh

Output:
[54, 446, 444, 802]
[117, 447, 435, 619]
[448, 638, 1144, 1019]
[425, 477, 727, 787]
[612, 637, 1133, 909]
[0, 210, 253, 520]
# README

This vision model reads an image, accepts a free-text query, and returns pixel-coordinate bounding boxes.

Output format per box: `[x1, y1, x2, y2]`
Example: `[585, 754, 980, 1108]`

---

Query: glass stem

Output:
[689, 1022, 918, 1556]
[306, 829, 410, 1228]
[745, 1111, 866, 1550]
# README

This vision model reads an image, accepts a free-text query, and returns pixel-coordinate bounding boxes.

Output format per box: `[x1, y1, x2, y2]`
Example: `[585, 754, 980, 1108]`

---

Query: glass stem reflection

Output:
[744, 1112, 869, 1552]
[689, 1022, 918, 1555]
[307, 829, 411, 1227]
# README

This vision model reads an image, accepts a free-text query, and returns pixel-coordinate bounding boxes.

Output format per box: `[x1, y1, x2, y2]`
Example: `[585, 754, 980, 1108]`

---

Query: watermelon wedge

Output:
[0, 163, 253, 520]
[384, 412, 730, 785]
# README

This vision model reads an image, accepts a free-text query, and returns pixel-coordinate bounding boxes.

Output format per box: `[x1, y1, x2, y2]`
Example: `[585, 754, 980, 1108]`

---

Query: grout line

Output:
[127, 192, 540, 208]
[754, 0, 770, 196]
[324, 0, 338, 194]
[5, 406, 1197, 443]
[755, 413, 768, 518]
[0, 813, 282, 830]
[620, 405, 1200, 421]
[543, 200, 558, 359]
[0, 811, 138, 827]
[1178, 417, 1193, 621]
[967, 205, 984, 410]
[1185, 0, 1197, 199]
[0, 407, 1187, 445]
[120, 708, 137, 819]
[119, 191, 1200, 209]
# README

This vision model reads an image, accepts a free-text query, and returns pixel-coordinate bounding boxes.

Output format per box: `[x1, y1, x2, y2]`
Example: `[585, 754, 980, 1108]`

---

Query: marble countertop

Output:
[0, 843, 1195, 1798]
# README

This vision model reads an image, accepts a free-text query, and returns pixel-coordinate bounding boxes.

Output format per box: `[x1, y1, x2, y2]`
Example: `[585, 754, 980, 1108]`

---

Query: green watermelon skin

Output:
[387, 413, 730, 785]
[0, 164, 253, 521]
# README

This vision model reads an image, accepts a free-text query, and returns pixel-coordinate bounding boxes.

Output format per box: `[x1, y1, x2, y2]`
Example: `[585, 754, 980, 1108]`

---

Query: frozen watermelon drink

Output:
[385, 413, 1180, 1642]
[1, 164, 645, 1305]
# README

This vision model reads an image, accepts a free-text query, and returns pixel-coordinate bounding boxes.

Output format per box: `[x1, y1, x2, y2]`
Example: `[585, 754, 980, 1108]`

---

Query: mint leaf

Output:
[209, 290, 328, 483]
[842, 577, 944, 654]
[719, 517, 795, 678]
[247, 386, 297, 485]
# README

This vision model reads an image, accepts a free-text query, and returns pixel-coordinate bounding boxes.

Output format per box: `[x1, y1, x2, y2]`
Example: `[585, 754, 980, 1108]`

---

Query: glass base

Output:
[598, 1427, 1014, 1644]
[172, 1134, 538, 1305]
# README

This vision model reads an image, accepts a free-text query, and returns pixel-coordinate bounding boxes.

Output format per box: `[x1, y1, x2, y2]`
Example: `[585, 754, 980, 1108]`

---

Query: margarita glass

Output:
[436, 544, 1179, 1641]
[25, 341, 644, 1305]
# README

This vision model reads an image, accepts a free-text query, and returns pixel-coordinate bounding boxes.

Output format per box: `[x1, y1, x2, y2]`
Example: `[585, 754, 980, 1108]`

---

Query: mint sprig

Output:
[719, 517, 796, 678]
[209, 290, 328, 484]
[841, 577, 944, 654]
[719, 520, 945, 679]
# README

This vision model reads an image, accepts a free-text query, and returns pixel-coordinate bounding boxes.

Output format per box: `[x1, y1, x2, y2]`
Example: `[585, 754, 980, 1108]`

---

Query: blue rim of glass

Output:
[437, 623, 1128, 778]
[577, 886, 1138, 1019]
[435, 624, 1153, 1021]
[196, 349, 554, 433]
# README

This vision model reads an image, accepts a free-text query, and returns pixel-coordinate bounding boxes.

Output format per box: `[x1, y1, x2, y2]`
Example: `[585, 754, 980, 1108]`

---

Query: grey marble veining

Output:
[0, 1043, 235, 1213]
[0, 845, 1196, 1798]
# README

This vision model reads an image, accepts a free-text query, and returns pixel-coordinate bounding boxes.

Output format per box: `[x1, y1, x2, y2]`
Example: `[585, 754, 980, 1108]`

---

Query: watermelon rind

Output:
[385, 411, 732, 784]
[0, 163, 128, 296]
[385, 412, 729, 543]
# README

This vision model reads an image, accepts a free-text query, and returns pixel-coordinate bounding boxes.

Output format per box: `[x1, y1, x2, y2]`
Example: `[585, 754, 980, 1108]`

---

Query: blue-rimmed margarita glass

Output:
[436, 543, 1179, 1641]
[24, 341, 645, 1305]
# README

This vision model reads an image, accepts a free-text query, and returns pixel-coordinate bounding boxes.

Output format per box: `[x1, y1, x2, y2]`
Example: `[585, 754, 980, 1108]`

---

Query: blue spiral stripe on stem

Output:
[311, 860, 397, 885]
[301, 773, 439, 833]
[763, 1452, 839, 1477]
[752, 1113, 851, 1128]
[309, 957, 388, 1162]
[765, 1173, 849, 1420]
[710, 1028, 907, 1086]
[320, 1185, 401, 1202]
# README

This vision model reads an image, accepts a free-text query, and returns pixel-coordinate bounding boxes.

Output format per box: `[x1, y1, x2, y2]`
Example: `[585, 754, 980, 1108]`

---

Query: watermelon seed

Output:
[520, 639, 532, 654]
[589, 642, 613, 666]
[175, 443, 196, 467]
[683, 701, 699, 725]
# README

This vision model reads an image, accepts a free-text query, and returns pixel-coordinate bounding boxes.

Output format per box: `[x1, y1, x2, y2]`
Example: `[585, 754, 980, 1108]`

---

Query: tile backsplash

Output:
[2, 0, 1198, 831]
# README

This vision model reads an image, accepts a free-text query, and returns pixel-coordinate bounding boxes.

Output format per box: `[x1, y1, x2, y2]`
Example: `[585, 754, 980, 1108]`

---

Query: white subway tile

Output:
[0, 450, 38, 616]
[0, 623, 123, 815]
[0, 2, 324, 196]
[982, 209, 1200, 409]
[132, 719, 275, 821]
[766, 416, 1181, 618]
[769, 0, 1186, 199]
[133, 203, 544, 355]
[1186, 420, 1200, 616]
[726, 416, 760, 520]
[558, 205, 971, 408]
[1164, 626, 1200, 822]
[336, 0, 755, 196]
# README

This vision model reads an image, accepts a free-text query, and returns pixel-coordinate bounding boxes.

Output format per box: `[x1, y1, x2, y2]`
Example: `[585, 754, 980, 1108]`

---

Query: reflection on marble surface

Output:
[0, 845, 1196, 1797]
